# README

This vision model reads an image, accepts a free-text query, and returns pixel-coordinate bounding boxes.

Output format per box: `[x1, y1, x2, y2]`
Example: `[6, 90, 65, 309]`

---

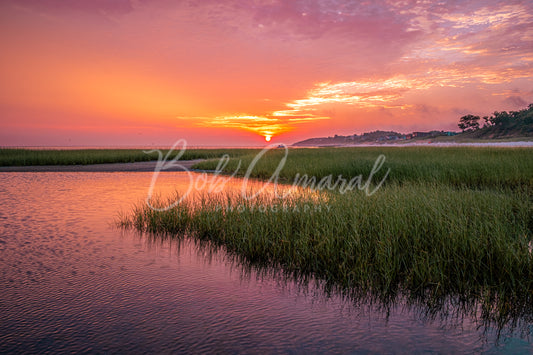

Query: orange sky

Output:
[1, 0, 532, 146]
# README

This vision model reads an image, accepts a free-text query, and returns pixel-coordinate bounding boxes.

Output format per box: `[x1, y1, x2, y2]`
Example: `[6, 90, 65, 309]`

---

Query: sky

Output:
[1, 0, 532, 146]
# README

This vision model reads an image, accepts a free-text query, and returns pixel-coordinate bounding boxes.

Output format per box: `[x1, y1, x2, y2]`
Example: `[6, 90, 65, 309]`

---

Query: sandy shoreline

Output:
[0, 159, 204, 172]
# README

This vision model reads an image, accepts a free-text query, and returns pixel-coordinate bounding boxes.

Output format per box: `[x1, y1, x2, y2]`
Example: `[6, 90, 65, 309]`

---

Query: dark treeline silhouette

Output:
[458, 103, 533, 138]
[294, 104, 532, 146]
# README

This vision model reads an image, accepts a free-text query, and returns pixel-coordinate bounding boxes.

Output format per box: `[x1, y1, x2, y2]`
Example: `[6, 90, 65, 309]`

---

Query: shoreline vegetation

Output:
[293, 103, 533, 146]
[0, 148, 256, 167]
[119, 146, 532, 332]
[0, 141, 532, 167]
[293, 134, 533, 147]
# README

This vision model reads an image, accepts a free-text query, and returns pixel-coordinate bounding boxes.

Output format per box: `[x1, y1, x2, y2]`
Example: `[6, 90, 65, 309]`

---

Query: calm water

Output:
[0, 172, 530, 353]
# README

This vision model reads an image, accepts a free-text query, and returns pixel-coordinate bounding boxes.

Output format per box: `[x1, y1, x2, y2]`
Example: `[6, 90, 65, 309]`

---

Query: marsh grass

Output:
[0, 148, 257, 166]
[119, 182, 533, 330]
[193, 146, 533, 190]
[118, 146, 532, 330]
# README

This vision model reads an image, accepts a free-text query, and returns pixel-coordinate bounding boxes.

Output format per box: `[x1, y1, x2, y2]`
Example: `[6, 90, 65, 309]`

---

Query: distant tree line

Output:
[458, 103, 533, 137]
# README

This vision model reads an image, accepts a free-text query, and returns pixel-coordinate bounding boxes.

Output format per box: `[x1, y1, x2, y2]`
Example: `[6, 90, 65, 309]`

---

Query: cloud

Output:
[3, 0, 135, 15]
[195, 112, 331, 141]
[248, 0, 416, 41]
[502, 95, 528, 108]
[196, 115, 293, 140]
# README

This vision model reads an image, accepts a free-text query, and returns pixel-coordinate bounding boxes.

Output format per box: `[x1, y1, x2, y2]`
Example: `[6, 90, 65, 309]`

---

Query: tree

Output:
[457, 104, 532, 137]
[489, 111, 511, 126]
[458, 114, 480, 132]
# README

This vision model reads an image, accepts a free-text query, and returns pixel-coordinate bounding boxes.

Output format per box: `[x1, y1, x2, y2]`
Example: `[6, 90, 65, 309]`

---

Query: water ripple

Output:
[0, 172, 530, 353]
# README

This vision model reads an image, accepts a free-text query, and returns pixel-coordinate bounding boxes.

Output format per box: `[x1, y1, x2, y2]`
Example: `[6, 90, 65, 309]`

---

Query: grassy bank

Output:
[0, 148, 257, 166]
[120, 147, 533, 327]
[193, 146, 533, 190]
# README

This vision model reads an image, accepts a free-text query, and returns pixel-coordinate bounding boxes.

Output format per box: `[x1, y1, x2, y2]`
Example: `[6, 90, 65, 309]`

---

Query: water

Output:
[0, 172, 530, 353]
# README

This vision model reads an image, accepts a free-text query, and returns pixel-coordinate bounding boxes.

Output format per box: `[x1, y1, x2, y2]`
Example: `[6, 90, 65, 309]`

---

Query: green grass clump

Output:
[122, 186, 532, 291]
[0, 148, 257, 166]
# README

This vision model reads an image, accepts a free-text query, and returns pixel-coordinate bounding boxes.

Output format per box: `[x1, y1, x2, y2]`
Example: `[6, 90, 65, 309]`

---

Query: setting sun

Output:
[265, 135, 272, 142]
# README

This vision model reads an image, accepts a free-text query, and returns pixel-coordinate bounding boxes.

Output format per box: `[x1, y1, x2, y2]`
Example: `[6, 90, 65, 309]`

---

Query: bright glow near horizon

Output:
[0, 0, 531, 146]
